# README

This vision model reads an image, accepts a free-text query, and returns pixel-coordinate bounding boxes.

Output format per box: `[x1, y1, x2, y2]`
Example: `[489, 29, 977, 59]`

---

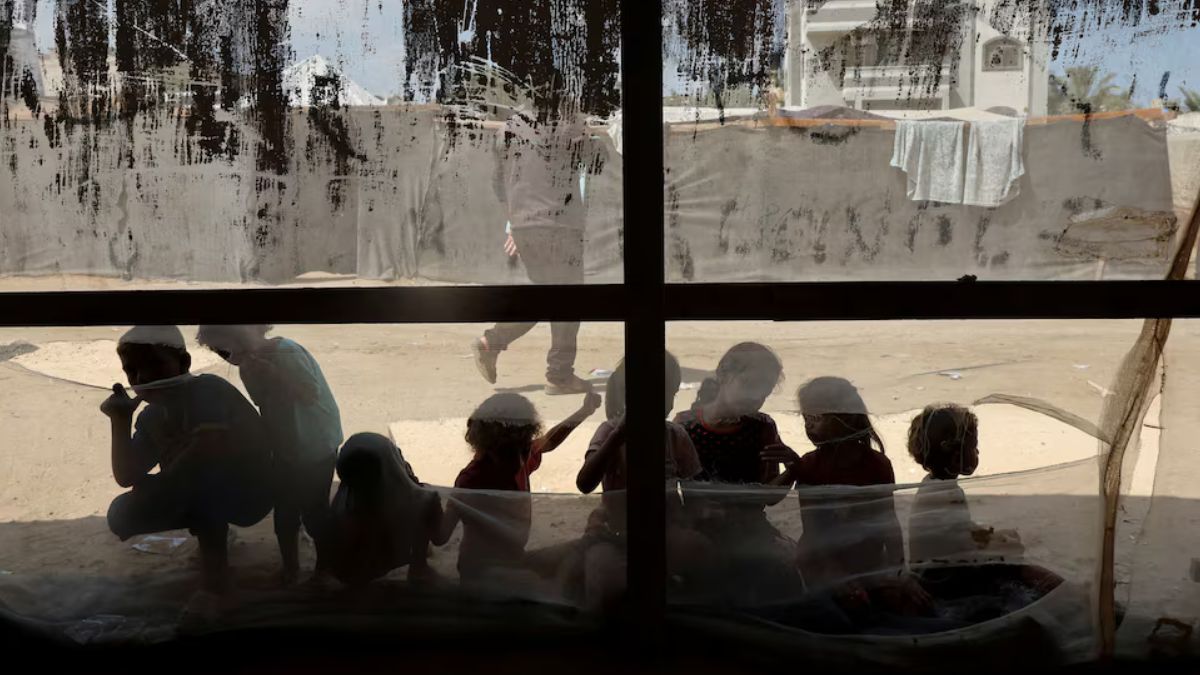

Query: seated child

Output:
[437, 391, 600, 583]
[102, 326, 273, 597]
[907, 403, 982, 564]
[574, 353, 711, 610]
[777, 377, 907, 588]
[197, 325, 343, 585]
[674, 342, 798, 603]
[324, 433, 443, 587]
[907, 404, 1044, 575]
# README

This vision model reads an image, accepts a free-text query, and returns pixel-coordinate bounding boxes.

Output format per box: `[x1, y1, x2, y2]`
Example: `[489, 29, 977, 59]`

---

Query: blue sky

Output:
[30, 0, 1200, 104]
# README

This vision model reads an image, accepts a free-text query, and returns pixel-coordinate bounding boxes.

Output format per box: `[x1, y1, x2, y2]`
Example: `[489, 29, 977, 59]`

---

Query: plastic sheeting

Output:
[0, 317, 1182, 670]
[664, 115, 1176, 282]
[0, 109, 1180, 285]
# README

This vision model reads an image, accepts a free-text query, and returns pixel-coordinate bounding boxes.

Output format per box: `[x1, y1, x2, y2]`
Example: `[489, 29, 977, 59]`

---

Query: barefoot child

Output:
[324, 432, 443, 587]
[437, 391, 601, 583]
[197, 325, 343, 585]
[103, 326, 272, 598]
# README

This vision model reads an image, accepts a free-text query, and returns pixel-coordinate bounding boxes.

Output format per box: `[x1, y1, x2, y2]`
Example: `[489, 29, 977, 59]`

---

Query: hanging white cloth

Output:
[890, 120, 966, 204]
[963, 119, 1026, 208]
[606, 110, 623, 156]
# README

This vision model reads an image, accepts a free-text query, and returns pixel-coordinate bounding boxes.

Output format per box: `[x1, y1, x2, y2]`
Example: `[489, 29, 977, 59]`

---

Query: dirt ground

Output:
[0, 279, 1195, 646]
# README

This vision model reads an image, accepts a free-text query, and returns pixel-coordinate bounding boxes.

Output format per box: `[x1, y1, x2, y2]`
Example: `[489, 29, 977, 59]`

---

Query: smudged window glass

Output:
[662, 0, 1200, 282]
[0, 0, 622, 289]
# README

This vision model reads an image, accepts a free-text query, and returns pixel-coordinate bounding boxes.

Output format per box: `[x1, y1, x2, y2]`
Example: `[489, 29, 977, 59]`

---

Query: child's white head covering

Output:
[118, 325, 187, 351]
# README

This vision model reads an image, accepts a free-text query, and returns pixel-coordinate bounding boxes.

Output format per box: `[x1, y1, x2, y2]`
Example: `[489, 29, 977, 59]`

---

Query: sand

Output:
[0, 303, 1191, 641]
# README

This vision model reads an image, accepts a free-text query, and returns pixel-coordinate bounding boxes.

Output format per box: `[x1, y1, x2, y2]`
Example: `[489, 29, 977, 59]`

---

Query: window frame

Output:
[982, 36, 1024, 72]
[1, 0, 1198, 644]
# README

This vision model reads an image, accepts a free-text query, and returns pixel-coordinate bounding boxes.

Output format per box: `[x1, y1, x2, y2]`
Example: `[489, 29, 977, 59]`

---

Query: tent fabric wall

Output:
[664, 115, 1175, 282]
[0, 111, 1177, 285]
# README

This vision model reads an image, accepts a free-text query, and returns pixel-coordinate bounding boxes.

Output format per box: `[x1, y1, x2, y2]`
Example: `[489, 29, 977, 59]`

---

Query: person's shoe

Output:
[472, 338, 498, 384]
[545, 375, 593, 396]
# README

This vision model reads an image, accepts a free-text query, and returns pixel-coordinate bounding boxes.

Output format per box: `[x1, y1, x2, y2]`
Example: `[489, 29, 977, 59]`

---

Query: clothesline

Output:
[671, 108, 1169, 134]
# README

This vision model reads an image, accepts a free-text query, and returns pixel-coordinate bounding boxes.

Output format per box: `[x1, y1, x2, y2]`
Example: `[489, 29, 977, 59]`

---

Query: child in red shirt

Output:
[437, 391, 600, 583]
[768, 376, 904, 587]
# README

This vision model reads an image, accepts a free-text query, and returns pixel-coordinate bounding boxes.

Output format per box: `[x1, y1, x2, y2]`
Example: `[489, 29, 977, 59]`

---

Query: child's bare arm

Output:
[101, 384, 150, 488]
[535, 391, 602, 455]
[577, 419, 625, 494]
[756, 423, 796, 504]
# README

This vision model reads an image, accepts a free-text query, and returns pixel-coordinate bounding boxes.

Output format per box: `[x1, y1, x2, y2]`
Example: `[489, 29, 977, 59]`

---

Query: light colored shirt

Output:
[241, 338, 343, 465]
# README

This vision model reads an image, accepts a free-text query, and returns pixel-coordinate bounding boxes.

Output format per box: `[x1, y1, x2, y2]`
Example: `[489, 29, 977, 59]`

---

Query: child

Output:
[907, 404, 981, 564]
[324, 433, 443, 587]
[438, 391, 601, 583]
[102, 326, 272, 600]
[675, 343, 789, 486]
[574, 353, 709, 610]
[673, 342, 797, 601]
[196, 325, 343, 586]
[906, 404, 1027, 561]
[773, 377, 908, 590]
[907, 405, 1062, 598]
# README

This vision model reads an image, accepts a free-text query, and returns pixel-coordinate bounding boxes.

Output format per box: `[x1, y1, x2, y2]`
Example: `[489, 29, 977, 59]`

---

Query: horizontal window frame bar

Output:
[666, 281, 1200, 321]
[0, 280, 1197, 326]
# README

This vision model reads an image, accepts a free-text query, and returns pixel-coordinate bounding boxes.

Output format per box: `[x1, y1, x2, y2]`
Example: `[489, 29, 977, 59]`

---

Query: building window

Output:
[983, 37, 1023, 72]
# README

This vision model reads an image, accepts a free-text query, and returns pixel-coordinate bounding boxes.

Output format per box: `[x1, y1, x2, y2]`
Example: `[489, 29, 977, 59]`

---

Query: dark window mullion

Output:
[621, 0, 669, 647]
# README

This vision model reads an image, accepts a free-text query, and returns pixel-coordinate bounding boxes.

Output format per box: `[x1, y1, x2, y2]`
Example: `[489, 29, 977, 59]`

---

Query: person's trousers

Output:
[483, 227, 585, 382]
[107, 461, 273, 542]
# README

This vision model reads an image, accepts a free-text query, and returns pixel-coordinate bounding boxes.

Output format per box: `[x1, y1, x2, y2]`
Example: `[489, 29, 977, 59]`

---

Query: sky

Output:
[26, 0, 1200, 105]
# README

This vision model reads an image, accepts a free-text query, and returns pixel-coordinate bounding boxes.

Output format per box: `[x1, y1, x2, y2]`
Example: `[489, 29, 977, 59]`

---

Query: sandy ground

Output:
[0, 292, 1194, 645]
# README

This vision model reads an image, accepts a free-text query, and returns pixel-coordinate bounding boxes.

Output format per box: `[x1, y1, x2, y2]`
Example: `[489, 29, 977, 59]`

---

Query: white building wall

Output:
[973, 22, 1032, 114]
[787, 0, 1050, 115]
[786, 0, 854, 108]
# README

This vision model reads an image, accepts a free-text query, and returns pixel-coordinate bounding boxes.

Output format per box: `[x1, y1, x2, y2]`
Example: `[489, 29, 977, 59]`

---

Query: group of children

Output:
[101, 327, 1010, 614]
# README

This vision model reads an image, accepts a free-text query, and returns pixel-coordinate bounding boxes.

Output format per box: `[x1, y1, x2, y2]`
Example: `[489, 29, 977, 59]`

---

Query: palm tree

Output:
[1047, 66, 1132, 115]
[1181, 86, 1200, 113]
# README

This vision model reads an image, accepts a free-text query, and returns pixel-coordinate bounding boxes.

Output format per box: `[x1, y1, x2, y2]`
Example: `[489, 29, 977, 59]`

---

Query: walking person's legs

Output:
[545, 320, 582, 387]
[534, 227, 588, 393]
[474, 322, 537, 384]
[472, 226, 588, 390]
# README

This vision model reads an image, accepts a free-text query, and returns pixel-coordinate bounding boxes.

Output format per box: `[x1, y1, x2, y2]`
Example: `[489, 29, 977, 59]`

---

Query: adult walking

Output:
[472, 83, 604, 395]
